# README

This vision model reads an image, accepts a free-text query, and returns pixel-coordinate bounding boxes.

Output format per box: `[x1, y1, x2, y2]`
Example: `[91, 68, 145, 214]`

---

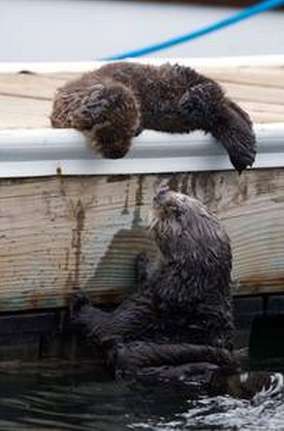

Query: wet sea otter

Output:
[51, 62, 256, 173]
[70, 187, 237, 396]
[70, 188, 283, 398]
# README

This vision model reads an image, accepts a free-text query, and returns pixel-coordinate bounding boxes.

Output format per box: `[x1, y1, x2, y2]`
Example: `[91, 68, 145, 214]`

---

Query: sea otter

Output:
[51, 62, 256, 173]
[70, 187, 237, 396]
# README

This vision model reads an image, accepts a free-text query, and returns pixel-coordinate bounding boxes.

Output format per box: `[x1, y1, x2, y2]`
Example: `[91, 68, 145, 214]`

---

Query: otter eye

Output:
[171, 205, 182, 216]
[155, 187, 169, 204]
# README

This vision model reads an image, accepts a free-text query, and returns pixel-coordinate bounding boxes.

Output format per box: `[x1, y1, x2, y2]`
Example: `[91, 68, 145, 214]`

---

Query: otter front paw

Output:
[69, 289, 91, 321]
[71, 84, 110, 130]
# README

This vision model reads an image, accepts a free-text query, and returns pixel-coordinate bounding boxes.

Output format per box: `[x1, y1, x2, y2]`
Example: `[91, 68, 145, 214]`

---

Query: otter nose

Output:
[153, 186, 170, 206]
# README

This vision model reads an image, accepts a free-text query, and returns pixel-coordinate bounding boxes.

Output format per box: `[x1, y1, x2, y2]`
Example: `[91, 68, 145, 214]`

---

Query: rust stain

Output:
[107, 175, 131, 183]
[238, 175, 248, 201]
[122, 180, 130, 215]
[71, 200, 86, 288]
[88, 289, 128, 305]
[181, 174, 190, 195]
[167, 175, 180, 192]
[64, 272, 77, 295]
[132, 176, 145, 228]
[64, 249, 70, 271]
[57, 176, 67, 198]
[29, 290, 46, 310]
[234, 273, 284, 296]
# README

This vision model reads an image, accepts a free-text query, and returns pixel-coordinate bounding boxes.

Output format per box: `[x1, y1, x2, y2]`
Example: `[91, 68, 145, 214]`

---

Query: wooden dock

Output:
[1, 60, 284, 129]
[0, 58, 284, 315]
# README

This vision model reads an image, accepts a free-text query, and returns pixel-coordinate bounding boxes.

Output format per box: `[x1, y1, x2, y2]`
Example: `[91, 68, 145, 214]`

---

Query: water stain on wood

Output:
[232, 174, 248, 206]
[85, 228, 158, 297]
[64, 249, 70, 271]
[71, 200, 85, 287]
[181, 174, 190, 195]
[132, 176, 145, 228]
[122, 180, 130, 215]
[237, 273, 284, 295]
[107, 175, 131, 183]
[167, 175, 180, 192]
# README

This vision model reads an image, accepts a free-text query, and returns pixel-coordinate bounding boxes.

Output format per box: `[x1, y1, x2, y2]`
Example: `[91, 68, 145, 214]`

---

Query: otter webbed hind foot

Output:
[177, 82, 256, 173]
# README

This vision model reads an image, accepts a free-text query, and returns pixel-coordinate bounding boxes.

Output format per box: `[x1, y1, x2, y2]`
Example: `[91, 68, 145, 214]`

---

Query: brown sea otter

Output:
[51, 62, 256, 173]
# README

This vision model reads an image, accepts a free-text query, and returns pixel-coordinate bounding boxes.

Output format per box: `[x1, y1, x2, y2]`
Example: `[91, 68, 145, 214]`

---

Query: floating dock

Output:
[0, 56, 283, 363]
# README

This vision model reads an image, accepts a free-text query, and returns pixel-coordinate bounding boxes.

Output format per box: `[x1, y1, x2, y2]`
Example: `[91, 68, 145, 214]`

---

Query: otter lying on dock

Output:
[70, 187, 237, 396]
[51, 62, 256, 172]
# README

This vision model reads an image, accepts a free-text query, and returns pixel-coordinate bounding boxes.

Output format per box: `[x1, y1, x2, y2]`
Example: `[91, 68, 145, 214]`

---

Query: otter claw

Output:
[69, 289, 91, 320]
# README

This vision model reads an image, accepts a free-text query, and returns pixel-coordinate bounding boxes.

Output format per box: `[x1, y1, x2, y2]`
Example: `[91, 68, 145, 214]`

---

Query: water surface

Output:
[0, 364, 283, 431]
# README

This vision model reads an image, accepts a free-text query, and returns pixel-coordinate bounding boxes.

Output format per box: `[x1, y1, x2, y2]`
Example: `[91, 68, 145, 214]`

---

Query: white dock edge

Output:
[0, 55, 284, 73]
[0, 123, 283, 178]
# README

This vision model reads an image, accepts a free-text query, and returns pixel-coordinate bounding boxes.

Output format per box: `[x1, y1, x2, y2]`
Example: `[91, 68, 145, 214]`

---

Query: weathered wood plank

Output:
[0, 170, 283, 312]
[202, 67, 284, 89]
[219, 82, 284, 105]
[0, 95, 51, 129]
[0, 65, 284, 129]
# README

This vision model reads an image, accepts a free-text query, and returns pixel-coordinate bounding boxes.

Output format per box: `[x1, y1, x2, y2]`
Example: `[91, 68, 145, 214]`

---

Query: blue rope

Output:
[103, 0, 284, 60]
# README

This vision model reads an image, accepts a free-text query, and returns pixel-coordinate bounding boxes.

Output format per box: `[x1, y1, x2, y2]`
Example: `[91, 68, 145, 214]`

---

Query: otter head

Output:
[88, 83, 141, 159]
[91, 124, 133, 159]
[151, 187, 231, 270]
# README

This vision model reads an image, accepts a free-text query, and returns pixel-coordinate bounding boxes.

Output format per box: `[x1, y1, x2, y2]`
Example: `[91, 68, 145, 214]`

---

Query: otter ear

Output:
[71, 85, 110, 129]
[178, 90, 192, 112]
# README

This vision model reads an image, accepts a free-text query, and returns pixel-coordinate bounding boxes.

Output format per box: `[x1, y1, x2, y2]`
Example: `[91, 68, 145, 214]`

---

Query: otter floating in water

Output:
[51, 62, 256, 173]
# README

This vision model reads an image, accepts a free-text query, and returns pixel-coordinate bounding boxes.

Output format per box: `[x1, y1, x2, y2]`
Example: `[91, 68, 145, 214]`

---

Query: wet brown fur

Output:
[51, 62, 256, 172]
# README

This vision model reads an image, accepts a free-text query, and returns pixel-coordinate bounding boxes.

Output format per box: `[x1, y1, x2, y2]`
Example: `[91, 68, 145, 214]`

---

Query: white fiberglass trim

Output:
[0, 123, 282, 178]
[0, 55, 283, 74]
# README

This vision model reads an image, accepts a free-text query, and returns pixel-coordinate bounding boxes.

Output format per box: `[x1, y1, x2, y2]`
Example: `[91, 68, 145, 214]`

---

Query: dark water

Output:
[0, 365, 283, 431]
